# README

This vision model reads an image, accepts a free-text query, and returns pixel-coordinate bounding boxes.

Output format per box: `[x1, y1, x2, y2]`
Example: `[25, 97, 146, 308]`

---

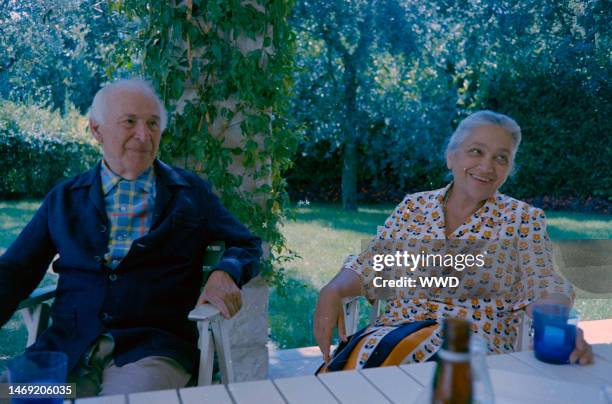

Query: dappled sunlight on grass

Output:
[279, 204, 395, 290]
[0, 200, 40, 248]
[269, 273, 320, 349]
[546, 211, 612, 239]
[281, 222, 369, 289]
[0, 201, 42, 210]
[574, 299, 612, 321]
[289, 203, 393, 235]
[0, 200, 58, 360]
[0, 312, 27, 363]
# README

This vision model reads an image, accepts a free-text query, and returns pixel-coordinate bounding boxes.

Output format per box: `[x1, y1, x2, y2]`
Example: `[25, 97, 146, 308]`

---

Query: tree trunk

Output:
[341, 55, 359, 211]
[342, 136, 358, 211]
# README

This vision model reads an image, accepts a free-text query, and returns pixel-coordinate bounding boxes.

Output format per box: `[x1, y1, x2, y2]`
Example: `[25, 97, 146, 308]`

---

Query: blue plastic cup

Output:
[533, 304, 577, 364]
[7, 351, 68, 404]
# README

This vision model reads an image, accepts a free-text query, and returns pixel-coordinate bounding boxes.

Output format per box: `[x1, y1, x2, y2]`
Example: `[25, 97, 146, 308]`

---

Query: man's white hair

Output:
[89, 78, 168, 131]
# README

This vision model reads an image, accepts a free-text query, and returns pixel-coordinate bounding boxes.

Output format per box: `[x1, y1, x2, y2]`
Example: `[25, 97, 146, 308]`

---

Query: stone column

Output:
[172, 1, 274, 382]
[203, 96, 271, 381]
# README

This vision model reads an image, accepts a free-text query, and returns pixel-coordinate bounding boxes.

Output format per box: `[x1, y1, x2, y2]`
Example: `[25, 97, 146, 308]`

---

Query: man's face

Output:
[90, 89, 162, 179]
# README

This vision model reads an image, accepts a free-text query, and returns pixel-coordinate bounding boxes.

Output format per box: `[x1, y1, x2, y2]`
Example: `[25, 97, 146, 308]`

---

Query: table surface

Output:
[69, 343, 612, 404]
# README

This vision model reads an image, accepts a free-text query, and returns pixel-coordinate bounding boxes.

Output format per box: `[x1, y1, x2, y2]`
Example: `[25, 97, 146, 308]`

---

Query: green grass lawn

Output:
[0, 201, 60, 363]
[1, 201, 611, 361]
[0, 200, 43, 249]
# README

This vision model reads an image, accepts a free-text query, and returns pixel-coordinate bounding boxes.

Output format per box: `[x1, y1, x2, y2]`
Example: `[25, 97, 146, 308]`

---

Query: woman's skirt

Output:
[316, 320, 441, 373]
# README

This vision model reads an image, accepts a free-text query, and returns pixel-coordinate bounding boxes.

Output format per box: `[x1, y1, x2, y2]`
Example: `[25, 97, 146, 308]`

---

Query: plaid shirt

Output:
[100, 161, 156, 270]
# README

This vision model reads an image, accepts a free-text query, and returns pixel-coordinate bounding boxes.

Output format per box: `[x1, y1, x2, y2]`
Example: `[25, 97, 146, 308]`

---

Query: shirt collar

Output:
[435, 182, 454, 206]
[100, 160, 155, 196]
[435, 181, 500, 220]
[436, 182, 499, 206]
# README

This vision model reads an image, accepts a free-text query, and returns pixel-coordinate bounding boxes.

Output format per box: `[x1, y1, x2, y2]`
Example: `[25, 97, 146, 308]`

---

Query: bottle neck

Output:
[442, 318, 471, 353]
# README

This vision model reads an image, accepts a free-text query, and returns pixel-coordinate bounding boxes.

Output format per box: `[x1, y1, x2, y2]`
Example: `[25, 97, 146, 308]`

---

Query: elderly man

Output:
[0, 78, 262, 396]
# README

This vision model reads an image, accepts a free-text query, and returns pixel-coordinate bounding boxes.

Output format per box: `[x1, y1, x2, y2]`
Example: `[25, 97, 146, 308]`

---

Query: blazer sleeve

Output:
[0, 196, 57, 327]
[200, 183, 262, 288]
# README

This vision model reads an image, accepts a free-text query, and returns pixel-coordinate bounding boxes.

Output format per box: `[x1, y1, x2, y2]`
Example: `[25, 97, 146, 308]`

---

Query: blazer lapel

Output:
[89, 177, 106, 222]
[152, 179, 172, 230]
[73, 161, 107, 223]
[150, 160, 191, 230]
[69, 162, 109, 256]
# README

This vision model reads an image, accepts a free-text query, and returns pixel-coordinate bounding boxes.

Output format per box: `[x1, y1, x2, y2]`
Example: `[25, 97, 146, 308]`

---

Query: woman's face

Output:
[447, 124, 515, 202]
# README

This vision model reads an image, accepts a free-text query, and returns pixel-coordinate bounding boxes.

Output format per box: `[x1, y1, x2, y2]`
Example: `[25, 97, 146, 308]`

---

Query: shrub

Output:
[0, 100, 100, 198]
[477, 64, 611, 202]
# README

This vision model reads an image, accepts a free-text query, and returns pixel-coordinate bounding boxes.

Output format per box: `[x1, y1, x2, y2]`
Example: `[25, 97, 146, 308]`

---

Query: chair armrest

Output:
[342, 296, 360, 313]
[17, 285, 57, 310]
[342, 296, 361, 336]
[516, 310, 533, 352]
[18, 285, 56, 347]
[343, 296, 383, 336]
[188, 304, 223, 322]
[188, 303, 234, 385]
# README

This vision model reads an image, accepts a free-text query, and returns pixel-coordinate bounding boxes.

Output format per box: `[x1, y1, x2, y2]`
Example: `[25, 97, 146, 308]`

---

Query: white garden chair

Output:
[17, 241, 234, 386]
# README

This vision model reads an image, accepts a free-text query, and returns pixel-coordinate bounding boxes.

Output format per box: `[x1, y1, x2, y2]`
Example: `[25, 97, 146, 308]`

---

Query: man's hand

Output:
[197, 271, 242, 319]
[569, 327, 594, 365]
[313, 285, 347, 363]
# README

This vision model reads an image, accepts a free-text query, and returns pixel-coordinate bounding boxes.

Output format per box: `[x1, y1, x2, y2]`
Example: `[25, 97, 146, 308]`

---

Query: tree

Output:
[291, 0, 419, 210]
[0, 0, 126, 113]
[288, 0, 610, 204]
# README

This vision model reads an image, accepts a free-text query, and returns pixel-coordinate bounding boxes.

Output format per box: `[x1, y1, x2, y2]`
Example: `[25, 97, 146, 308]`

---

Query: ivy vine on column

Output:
[110, 0, 299, 285]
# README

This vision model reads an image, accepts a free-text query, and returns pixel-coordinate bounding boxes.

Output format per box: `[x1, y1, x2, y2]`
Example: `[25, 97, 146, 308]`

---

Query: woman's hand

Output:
[569, 327, 594, 365]
[527, 297, 593, 365]
[314, 284, 347, 363]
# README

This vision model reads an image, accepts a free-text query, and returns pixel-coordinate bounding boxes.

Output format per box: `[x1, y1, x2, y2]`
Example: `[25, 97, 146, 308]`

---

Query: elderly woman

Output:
[314, 110, 593, 370]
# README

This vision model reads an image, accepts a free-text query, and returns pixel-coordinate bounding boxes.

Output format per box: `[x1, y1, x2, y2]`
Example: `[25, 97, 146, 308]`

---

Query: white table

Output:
[69, 343, 612, 404]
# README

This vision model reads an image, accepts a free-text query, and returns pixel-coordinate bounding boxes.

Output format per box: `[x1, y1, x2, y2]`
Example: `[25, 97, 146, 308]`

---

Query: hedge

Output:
[286, 62, 611, 211]
[0, 100, 100, 198]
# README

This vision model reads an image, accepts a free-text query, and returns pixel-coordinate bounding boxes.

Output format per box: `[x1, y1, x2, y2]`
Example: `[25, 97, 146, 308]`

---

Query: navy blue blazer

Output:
[0, 160, 262, 374]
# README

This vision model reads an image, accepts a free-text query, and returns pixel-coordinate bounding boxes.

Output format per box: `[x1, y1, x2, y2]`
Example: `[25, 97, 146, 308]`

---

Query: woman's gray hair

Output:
[89, 78, 168, 131]
[445, 110, 522, 158]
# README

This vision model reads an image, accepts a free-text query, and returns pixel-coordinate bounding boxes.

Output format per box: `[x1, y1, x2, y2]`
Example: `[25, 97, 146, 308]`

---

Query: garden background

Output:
[0, 0, 610, 360]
